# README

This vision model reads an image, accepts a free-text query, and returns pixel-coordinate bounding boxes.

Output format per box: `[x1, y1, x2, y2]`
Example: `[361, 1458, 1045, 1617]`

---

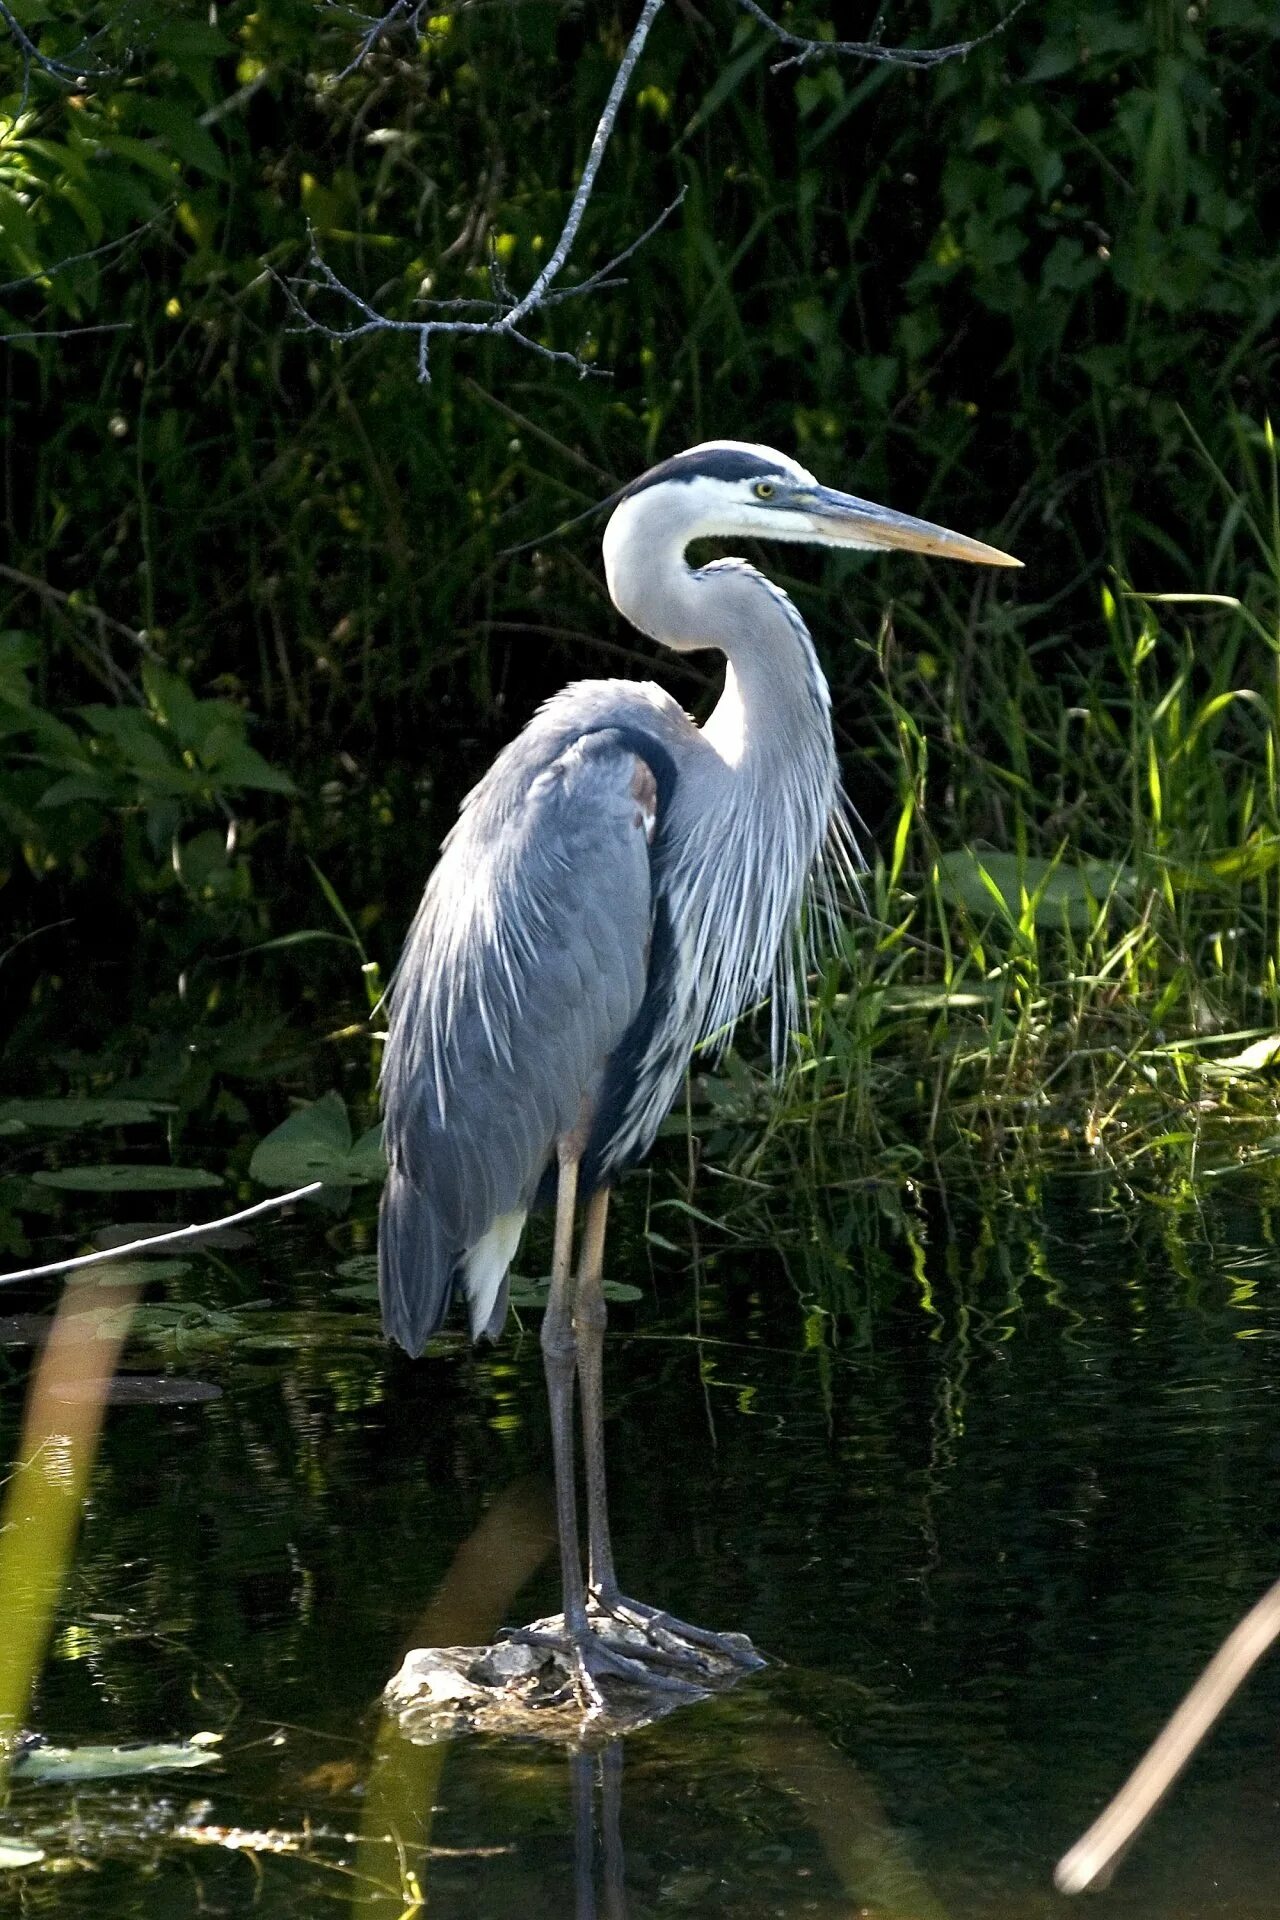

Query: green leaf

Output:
[249, 1093, 383, 1188]
[1203, 1036, 1280, 1078]
[0, 188, 39, 268]
[153, 17, 233, 67]
[347, 1121, 387, 1182]
[96, 135, 180, 187]
[934, 851, 1138, 932]
[200, 737, 295, 794]
[0, 631, 37, 706]
[141, 660, 214, 748]
[37, 772, 121, 808]
[238, 930, 359, 958]
[1042, 237, 1102, 294]
[134, 100, 228, 180]
[30, 1166, 223, 1193]
[78, 705, 175, 772]
[0, 1098, 172, 1130]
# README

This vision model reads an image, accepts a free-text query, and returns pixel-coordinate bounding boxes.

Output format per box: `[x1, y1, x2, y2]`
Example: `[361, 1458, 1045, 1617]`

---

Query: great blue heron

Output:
[379, 440, 1020, 1697]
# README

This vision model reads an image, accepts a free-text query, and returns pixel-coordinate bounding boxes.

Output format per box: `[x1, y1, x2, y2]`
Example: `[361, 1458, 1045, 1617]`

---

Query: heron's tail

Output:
[378, 1166, 457, 1356]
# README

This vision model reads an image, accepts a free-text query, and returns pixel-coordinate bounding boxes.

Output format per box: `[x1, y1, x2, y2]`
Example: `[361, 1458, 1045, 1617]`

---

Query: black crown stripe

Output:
[620, 448, 795, 499]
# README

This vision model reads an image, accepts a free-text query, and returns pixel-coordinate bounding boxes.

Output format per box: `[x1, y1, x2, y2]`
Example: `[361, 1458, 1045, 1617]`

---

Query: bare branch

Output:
[0, 1184, 325, 1289]
[288, 0, 670, 381]
[541, 190, 686, 307]
[734, 0, 1030, 74]
[0, 0, 123, 106]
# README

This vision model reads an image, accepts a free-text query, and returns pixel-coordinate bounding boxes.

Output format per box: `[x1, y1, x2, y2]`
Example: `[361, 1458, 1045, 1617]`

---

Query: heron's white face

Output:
[606, 439, 1022, 572]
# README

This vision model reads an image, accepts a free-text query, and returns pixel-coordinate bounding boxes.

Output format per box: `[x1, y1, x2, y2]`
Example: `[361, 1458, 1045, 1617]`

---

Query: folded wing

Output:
[379, 728, 660, 1351]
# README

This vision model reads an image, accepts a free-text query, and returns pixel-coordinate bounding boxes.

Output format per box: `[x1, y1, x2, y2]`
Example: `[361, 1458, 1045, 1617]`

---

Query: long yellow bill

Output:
[803, 486, 1023, 568]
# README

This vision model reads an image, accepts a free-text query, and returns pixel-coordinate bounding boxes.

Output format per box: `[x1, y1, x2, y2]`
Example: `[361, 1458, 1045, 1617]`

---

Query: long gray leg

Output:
[574, 1186, 619, 1599]
[544, 1149, 588, 1635]
[520, 1164, 699, 1700]
[576, 1186, 765, 1676]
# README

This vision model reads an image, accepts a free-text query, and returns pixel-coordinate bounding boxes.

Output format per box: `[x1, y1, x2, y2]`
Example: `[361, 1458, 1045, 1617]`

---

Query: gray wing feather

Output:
[379, 728, 656, 1354]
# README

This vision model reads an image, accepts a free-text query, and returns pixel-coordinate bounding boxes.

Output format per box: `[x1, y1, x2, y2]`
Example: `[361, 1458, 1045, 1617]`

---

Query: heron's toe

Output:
[588, 1590, 767, 1676]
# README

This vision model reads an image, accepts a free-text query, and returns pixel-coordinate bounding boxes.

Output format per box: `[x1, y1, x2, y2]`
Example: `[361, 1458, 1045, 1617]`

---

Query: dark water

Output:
[4, 1171, 1280, 1916]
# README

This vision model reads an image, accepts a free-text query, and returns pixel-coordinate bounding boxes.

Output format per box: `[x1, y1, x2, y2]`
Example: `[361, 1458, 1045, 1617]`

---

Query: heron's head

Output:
[603, 440, 1022, 584]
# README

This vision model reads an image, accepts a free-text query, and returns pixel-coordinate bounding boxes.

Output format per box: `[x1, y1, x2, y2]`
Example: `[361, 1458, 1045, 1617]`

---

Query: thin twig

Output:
[540, 191, 686, 306]
[0, 0, 122, 105]
[734, 0, 1029, 73]
[1055, 1575, 1280, 1895]
[323, 0, 434, 81]
[0, 222, 159, 299]
[199, 69, 273, 126]
[503, 0, 665, 330]
[1, 322, 132, 343]
[0, 563, 157, 656]
[0, 1184, 326, 1289]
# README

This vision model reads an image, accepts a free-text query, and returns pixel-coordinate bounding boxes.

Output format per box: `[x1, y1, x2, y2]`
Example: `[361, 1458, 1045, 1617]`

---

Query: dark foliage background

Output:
[2, 0, 1278, 1161]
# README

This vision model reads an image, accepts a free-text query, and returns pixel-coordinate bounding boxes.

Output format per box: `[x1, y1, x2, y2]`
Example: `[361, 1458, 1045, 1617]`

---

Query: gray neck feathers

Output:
[603, 486, 843, 1065]
[677, 565, 839, 1063]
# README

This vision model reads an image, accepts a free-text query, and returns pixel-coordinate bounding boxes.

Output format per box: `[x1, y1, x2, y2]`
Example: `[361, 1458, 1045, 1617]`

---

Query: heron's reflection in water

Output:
[569, 1740, 627, 1920]
[351, 1474, 555, 1916]
[354, 1476, 946, 1920]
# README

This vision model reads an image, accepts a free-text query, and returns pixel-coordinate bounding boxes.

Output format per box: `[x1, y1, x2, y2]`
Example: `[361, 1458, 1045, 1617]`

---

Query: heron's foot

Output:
[504, 1616, 710, 1712]
[588, 1587, 767, 1676]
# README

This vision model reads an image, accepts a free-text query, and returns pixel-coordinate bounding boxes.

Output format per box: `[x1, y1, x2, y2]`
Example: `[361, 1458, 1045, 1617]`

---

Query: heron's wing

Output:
[379, 727, 660, 1352]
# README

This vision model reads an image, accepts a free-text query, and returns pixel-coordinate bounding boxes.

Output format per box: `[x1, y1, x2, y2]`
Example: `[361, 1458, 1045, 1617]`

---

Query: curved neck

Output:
[697, 578, 830, 778]
[603, 492, 832, 774]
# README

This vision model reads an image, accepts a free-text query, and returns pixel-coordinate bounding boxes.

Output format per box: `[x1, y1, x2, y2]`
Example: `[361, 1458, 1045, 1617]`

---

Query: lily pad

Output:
[334, 1254, 379, 1300]
[51, 1374, 222, 1406]
[0, 1098, 174, 1132]
[0, 1839, 44, 1869]
[30, 1166, 223, 1194]
[92, 1221, 249, 1251]
[337, 1253, 378, 1281]
[69, 1260, 192, 1288]
[1203, 1035, 1280, 1077]
[250, 1092, 385, 1189]
[508, 1275, 643, 1307]
[12, 1733, 221, 1783]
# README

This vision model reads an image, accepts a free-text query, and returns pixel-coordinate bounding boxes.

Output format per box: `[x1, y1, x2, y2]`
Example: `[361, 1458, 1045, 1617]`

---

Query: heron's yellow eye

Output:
[753, 481, 775, 500]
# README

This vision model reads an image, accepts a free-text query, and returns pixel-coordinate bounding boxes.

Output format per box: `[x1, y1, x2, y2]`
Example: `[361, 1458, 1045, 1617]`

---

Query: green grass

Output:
[670, 416, 1280, 1263]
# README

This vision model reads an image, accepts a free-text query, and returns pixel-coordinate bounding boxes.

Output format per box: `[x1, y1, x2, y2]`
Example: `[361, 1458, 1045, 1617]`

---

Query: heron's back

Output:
[378, 683, 698, 1352]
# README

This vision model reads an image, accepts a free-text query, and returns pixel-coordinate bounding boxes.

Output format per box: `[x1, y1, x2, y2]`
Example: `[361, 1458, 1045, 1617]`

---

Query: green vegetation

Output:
[3, 0, 1280, 1286]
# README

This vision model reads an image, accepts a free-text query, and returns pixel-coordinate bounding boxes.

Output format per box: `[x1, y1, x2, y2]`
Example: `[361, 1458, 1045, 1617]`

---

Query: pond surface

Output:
[3, 1170, 1280, 1916]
